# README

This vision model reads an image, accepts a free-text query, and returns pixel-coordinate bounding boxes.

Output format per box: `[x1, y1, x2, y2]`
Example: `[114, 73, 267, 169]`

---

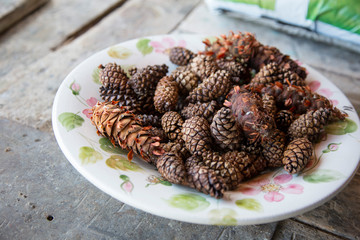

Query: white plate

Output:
[52, 34, 360, 225]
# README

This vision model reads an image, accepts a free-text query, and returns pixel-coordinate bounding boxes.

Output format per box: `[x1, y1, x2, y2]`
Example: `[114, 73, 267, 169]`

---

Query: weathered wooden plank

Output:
[0, 0, 123, 77]
[0, 0, 201, 131]
[0, 0, 48, 34]
[293, 170, 360, 240]
[272, 219, 344, 240]
[176, 2, 360, 79]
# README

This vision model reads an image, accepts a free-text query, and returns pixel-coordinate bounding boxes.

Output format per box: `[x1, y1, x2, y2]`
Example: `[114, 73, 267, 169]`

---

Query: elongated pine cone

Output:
[201, 150, 244, 190]
[154, 76, 179, 113]
[91, 101, 163, 164]
[181, 100, 219, 123]
[169, 47, 196, 66]
[185, 156, 227, 199]
[210, 107, 243, 150]
[171, 67, 199, 94]
[129, 64, 168, 96]
[261, 129, 286, 168]
[282, 137, 313, 174]
[288, 108, 332, 142]
[181, 116, 212, 156]
[156, 152, 187, 184]
[161, 111, 184, 142]
[186, 69, 232, 103]
[225, 86, 275, 144]
[262, 93, 277, 120]
[137, 114, 161, 128]
[189, 55, 218, 79]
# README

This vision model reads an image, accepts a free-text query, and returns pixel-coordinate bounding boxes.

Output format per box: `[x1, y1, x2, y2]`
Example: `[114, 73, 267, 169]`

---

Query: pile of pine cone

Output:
[91, 31, 346, 199]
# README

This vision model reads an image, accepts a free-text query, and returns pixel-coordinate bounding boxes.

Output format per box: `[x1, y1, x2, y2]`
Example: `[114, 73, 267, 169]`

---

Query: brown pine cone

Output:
[181, 116, 212, 156]
[262, 93, 277, 120]
[275, 110, 294, 131]
[161, 141, 190, 160]
[169, 47, 196, 66]
[261, 129, 287, 168]
[148, 127, 168, 143]
[249, 62, 280, 90]
[99, 63, 129, 88]
[129, 64, 168, 96]
[189, 55, 218, 80]
[210, 107, 244, 151]
[283, 137, 313, 174]
[161, 111, 184, 142]
[181, 100, 219, 123]
[156, 152, 187, 184]
[216, 58, 251, 85]
[171, 67, 199, 94]
[201, 150, 244, 190]
[186, 69, 232, 103]
[136, 114, 161, 127]
[154, 76, 179, 114]
[185, 156, 227, 199]
[288, 108, 332, 142]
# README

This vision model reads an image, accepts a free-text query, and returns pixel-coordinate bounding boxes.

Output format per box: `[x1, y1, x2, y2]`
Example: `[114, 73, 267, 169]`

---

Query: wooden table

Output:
[1, 0, 359, 239]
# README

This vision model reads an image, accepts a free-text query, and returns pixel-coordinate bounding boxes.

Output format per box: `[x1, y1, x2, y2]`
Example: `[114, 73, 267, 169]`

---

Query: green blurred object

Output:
[221, 0, 276, 10]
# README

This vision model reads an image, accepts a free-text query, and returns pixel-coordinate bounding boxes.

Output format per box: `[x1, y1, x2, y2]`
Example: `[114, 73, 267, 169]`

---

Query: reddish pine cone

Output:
[181, 116, 212, 156]
[154, 76, 179, 114]
[282, 137, 313, 174]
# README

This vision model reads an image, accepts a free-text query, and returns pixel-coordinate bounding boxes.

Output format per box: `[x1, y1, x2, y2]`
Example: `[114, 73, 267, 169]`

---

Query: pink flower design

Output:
[150, 37, 186, 53]
[308, 80, 339, 106]
[70, 81, 81, 95]
[82, 97, 98, 118]
[86, 97, 98, 107]
[121, 181, 134, 193]
[82, 108, 93, 119]
[239, 173, 304, 202]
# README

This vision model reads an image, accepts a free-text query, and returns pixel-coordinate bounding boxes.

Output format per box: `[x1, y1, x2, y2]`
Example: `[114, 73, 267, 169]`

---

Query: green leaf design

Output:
[120, 174, 130, 181]
[325, 118, 358, 135]
[167, 193, 210, 212]
[208, 208, 237, 225]
[235, 198, 263, 212]
[105, 155, 143, 172]
[160, 180, 172, 186]
[92, 67, 101, 85]
[99, 137, 128, 154]
[58, 112, 84, 131]
[79, 146, 103, 164]
[107, 46, 132, 59]
[303, 169, 344, 183]
[136, 38, 153, 56]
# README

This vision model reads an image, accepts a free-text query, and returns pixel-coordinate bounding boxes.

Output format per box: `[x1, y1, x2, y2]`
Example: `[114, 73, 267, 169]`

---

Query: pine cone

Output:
[181, 100, 219, 123]
[216, 58, 251, 85]
[148, 127, 168, 143]
[181, 116, 212, 156]
[283, 137, 313, 174]
[91, 101, 163, 164]
[156, 152, 187, 184]
[262, 93, 277, 120]
[99, 63, 129, 88]
[169, 47, 196, 66]
[189, 55, 218, 80]
[261, 129, 286, 168]
[186, 69, 232, 103]
[129, 64, 168, 96]
[225, 86, 275, 144]
[185, 156, 227, 199]
[249, 62, 280, 90]
[171, 67, 199, 94]
[288, 108, 332, 142]
[201, 150, 244, 190]
[137, 114, 161, 127]
[210, 107, 244, 150]
[154, 76, 179, 114]
[161, 111, 184, 142]
[162, 141, 190, 160]
[222, 151, 265, 180]
[276, 110, 294, 131]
